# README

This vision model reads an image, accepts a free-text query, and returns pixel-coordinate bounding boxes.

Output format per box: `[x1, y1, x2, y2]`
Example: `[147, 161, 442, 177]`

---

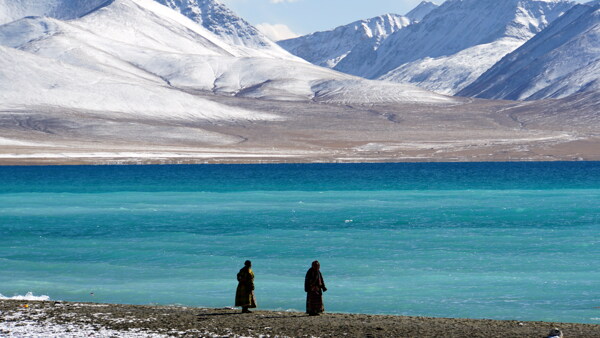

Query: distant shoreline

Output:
[0, 157, 598, 166]
[1, 300, 599, 337]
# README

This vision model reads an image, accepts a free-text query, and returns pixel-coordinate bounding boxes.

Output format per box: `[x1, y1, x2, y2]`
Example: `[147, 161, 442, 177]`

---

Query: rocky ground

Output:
[1, 300, 599, 337]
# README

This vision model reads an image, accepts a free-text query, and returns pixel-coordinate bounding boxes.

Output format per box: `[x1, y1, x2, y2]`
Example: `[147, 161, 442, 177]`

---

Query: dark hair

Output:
[244, 260, 252, 267]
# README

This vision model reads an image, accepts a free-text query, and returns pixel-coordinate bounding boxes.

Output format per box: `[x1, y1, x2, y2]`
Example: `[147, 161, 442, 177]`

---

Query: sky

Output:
[220, 0, 429, 40]
[220, 0, 588, 41]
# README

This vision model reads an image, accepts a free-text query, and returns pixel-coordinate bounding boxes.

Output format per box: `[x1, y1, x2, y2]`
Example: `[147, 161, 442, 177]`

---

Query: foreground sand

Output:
[1, 300, 599, 337]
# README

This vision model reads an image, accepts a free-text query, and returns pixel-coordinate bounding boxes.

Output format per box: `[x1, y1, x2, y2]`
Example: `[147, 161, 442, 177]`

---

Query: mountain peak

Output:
[405, 1, 438, 22]
[278, 13, 412, 68]
[357, 13, 412, 39]
[153, 0, 275, 49]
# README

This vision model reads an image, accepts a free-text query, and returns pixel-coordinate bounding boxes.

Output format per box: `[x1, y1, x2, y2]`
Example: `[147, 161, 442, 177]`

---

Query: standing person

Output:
[235, 260, 257, 313]
[305, 260, 327, 316]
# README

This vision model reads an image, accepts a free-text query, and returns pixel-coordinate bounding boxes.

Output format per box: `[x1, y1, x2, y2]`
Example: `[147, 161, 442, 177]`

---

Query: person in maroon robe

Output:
[304, 260, 327, 316]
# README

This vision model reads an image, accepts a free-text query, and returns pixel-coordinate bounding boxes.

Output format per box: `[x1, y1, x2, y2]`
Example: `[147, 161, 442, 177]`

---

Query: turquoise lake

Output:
[0, 162, 599, 323]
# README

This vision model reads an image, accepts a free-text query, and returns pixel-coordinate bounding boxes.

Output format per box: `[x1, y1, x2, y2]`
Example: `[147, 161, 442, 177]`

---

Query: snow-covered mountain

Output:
[154, 0, 292, 58]
[0, 0, 277, 121]
[405, 0, 438, 22]
[459, 2, 600, 100]
[278, 14, 411, 69]
[334, 0, 576, 95]
[0, 0, 454, 121]
[278, 1, 442, 71]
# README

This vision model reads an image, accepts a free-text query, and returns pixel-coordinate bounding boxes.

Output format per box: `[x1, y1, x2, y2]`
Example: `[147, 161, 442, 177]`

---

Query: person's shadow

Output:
[196, 312, 306, 319]
[258, 314, 306, 319]
[196, 312, 242, 317]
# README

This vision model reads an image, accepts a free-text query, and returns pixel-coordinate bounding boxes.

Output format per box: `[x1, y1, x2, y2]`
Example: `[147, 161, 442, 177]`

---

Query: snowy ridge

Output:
[278, 13, 411, 69]
[154, 0, 296, 60]
[459, 2, 600, 100]
[333, 0, 575, 94]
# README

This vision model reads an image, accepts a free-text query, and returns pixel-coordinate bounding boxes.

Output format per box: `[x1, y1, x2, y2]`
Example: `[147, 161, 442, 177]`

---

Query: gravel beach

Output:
[1, 300, 599, 337]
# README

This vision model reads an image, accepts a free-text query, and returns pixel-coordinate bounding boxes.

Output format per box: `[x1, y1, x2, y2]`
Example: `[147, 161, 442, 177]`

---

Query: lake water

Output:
[1, 162, 599, 324]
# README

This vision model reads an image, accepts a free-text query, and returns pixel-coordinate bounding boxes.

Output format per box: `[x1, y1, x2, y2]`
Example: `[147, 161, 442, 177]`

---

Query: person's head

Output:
[312, 260, 320, 270]
[244, 260, 252, 268]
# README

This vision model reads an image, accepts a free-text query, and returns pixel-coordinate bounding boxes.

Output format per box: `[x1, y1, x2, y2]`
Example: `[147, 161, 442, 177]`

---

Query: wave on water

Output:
[0, 292, 50, 301]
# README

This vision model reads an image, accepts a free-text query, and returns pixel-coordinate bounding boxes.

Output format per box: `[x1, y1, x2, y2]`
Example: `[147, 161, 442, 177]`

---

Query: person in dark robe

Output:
[305, 260, 327, 316]
[235, 260, 257, 313]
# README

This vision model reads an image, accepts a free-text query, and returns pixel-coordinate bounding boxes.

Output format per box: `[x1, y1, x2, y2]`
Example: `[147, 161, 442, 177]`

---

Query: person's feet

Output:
[242, 309, 252, 313]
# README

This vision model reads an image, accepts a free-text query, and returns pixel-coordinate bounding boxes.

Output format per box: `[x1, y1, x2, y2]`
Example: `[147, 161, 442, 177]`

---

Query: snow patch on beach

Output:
[0, 292, 50, 301]
[0, 304, 245, 338]
[0, 317, 169, 338]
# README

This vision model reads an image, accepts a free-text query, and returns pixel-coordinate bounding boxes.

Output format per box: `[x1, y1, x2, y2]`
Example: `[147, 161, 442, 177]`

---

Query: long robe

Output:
[235, 266, 257, 308]
[305, 267, 326, 314]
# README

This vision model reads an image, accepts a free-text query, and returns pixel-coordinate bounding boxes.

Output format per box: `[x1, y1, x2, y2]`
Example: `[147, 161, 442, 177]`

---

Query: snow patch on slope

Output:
[0, 45, 279, 121]
[0, 0, 112, 24]
[381, 38, 524, 94]
[312, 79, 457, 105]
